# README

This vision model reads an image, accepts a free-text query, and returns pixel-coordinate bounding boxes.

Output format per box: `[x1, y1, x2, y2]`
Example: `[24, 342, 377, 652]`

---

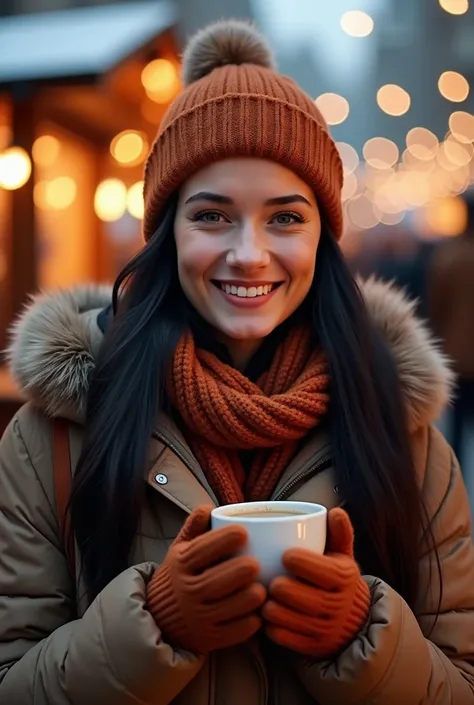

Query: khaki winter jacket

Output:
[1, 279, 473, 705]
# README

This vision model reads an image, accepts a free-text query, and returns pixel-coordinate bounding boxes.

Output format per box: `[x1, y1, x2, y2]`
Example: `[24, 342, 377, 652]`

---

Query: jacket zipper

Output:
[273, 455, 332, 500]
[153, 428, 332, 505]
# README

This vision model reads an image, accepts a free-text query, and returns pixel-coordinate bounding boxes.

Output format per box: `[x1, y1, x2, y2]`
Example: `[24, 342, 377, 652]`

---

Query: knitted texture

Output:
[147, 508, 266, 654]
[167, 326, 330, 505]
[263, 508, 371, 658]
[143, 22, 344, 241]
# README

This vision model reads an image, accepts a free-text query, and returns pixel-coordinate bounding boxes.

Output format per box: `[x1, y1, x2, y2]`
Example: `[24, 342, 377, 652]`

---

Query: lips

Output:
[212, 281, 282, 299]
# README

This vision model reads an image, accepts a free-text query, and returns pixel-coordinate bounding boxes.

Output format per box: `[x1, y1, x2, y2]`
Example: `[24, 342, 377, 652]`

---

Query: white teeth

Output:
[221, 283, 275, 297]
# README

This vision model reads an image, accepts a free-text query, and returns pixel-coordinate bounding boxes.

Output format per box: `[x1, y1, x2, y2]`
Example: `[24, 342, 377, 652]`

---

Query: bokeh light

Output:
[94, 179, 127, 222]
[346, 194, 381, 229]
[110, 130, 148, 166]
[438, 71, 470, 102]
[363, 137, 399, 169]
[424, 196, 468, 235]
[315, 93, 350, 125]
[127, 181, 145, 219]
[0, 146, 32, 189]
[142, 59, 180, 104]
[336, 142, 359, 175]
[34, 177, 77, 210]
[449, 111, 474, 143]
[341, 172, 359, 201]
[406, 127, 439, 160]
[340, 10, 374, 37]
[32, 135, 60, 167]
[376, 84, 411, 116]
[438, 0, 469, 15]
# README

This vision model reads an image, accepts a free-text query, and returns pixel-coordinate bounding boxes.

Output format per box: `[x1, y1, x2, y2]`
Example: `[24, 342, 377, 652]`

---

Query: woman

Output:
[1, 19, 473, 705]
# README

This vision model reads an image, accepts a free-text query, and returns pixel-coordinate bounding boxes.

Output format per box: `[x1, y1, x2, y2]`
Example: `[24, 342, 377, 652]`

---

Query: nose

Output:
[226, 223, 271, 270]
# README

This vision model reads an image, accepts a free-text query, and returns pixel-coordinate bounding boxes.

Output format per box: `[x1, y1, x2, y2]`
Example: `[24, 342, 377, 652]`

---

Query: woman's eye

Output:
[193, 210, 227, 223]
[271, 211, 305, 225]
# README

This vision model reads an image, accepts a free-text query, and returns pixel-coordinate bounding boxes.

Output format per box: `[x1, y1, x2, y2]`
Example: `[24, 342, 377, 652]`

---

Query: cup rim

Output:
[211, 500, 327, 522]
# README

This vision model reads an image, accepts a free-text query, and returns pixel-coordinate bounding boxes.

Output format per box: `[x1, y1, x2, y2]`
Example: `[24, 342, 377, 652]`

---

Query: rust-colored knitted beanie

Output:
[143, 19, 344, 241]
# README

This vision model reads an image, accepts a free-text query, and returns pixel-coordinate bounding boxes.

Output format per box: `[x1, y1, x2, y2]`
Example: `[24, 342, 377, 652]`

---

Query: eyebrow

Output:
[184, 191, 312, 207]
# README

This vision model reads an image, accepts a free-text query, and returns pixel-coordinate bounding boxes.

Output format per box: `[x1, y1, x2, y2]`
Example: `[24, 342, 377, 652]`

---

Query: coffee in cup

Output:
[211, 500, 327, 586]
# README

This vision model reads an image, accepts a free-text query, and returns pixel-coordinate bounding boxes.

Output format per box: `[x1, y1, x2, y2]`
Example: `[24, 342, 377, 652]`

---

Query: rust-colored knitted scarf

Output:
[167, 327, 330, 505]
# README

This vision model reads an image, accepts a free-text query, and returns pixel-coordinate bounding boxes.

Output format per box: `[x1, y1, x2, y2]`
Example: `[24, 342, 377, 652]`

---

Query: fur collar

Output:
[5, 279, 453, 428]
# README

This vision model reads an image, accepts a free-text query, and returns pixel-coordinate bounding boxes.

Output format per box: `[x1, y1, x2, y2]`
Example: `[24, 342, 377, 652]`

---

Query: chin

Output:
[217, 321, 277, 341]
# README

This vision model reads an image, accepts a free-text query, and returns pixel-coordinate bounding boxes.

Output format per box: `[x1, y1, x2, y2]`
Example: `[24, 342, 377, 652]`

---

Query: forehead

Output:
[179, 157, 317, 206]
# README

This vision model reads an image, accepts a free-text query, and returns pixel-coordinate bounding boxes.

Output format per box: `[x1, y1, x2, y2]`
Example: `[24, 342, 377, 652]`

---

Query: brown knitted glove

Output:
[147, 507, 266, 654]
[263, 508, 371, 658]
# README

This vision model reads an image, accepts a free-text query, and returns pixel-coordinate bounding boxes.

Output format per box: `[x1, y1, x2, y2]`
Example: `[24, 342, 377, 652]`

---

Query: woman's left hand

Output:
[262, 508, 371, 659]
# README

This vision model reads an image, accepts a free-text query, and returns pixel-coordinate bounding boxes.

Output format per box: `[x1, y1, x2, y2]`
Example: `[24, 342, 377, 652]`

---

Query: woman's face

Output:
[174, 158, 322, 366]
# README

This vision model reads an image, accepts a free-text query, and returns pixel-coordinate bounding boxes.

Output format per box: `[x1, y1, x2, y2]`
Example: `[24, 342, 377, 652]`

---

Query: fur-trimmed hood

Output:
[5, 279, 453, 428]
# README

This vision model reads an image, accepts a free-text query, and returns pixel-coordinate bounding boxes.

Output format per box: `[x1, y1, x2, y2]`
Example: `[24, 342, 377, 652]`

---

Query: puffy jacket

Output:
[1, 278, 473, 705]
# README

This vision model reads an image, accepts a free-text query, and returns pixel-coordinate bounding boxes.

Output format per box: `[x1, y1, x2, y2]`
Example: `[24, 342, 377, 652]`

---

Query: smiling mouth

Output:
[211, 281, 283, 298]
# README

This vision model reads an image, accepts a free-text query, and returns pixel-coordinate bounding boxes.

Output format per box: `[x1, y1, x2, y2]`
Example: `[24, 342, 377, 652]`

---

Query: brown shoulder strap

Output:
[53, 418, 76, 579]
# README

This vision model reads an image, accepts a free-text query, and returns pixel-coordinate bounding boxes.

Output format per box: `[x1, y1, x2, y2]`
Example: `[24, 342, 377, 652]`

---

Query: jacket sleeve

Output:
[0, 406, 204, 705]
[293, 425, 474, 704]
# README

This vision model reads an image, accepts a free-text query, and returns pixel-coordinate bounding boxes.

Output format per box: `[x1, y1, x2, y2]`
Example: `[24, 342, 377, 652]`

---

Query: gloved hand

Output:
[147, 506, 266, 654]
[263, 508, 371, 658]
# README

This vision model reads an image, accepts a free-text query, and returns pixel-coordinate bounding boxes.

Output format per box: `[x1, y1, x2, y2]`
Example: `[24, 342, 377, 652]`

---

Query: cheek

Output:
[280, 238, 319, 282]
[176, 232, 219, 285]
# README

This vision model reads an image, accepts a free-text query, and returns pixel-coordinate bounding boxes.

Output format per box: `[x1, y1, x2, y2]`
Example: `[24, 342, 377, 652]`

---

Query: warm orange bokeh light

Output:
[340, 10, 374, 37]
[0, 146, 32, 189]
[94, 179, 127, 222]
[142, 58, 180, 104]
[363, 137, 399, 169]
[438, 71, 470, 102]
[439, 0, 469, 15]
[336, 142, 359, 175]
[110, 130, 148, 166]
[315, 93, 350, 125]
[127, 181, 145, 219]
[377, 84, 411, 116]
[32, 135, 60, 167]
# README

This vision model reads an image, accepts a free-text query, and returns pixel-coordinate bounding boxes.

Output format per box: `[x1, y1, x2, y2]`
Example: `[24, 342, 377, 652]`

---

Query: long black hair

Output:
[70, 197, 436, 609]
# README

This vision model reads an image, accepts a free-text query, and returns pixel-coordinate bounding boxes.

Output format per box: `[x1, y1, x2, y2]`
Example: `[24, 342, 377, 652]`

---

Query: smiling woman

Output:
[1, 17, 474, 705]
[174, 158, 321, 367]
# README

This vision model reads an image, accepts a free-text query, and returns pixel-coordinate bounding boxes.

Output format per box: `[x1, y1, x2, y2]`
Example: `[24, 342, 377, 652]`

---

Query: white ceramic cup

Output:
[211, 500, 327, 586]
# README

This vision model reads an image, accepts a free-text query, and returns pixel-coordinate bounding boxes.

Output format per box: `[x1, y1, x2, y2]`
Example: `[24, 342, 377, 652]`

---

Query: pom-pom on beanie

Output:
[143, 20, 344, 241]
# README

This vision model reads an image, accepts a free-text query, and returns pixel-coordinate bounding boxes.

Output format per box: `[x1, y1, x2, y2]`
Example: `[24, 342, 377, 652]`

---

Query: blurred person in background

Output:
[428, 192, 474, 464]
[1, 20, 474, 705]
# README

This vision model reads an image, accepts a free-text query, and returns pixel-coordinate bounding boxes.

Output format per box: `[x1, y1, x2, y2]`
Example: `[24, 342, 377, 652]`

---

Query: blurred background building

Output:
[1, 0, 474, 492]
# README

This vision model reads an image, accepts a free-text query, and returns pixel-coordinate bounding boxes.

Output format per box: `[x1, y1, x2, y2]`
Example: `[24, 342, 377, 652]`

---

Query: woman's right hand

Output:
[147, 507, 266, 654]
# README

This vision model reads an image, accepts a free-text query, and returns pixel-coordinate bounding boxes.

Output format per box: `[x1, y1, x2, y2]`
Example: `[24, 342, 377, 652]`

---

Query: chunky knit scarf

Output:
[168, 327, 330, 505]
